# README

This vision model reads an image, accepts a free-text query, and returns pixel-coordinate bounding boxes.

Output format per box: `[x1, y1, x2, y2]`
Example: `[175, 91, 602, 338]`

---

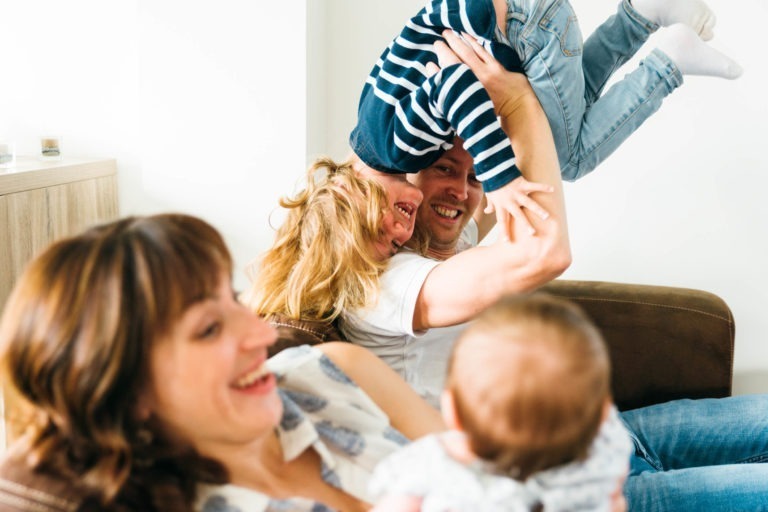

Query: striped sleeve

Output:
[426, 63, 520, 191]
[350, 0, 523, 192]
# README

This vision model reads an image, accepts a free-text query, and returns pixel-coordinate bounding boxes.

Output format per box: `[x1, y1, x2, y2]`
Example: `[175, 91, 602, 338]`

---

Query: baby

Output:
[369, 293, 632, 511]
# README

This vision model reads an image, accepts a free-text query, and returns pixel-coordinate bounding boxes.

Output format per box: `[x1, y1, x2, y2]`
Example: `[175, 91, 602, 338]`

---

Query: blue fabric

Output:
[502, 0, 682, 180]
[352, 0, 685, 191]
[621, 395, 768, 511]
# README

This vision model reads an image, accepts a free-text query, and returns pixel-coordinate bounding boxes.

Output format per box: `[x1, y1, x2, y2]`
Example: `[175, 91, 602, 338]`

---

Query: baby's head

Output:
[443, 293, 611, 480]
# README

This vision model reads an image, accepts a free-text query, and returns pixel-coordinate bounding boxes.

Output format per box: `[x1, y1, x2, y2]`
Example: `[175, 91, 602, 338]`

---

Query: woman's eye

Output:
[436, 166, 452, 174]
[197, 321, 222, 340]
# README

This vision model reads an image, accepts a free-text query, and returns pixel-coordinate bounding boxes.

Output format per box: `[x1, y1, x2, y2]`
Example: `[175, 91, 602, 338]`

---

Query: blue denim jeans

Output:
[620, 395, 768, 511]
[499, 0, 683, 180]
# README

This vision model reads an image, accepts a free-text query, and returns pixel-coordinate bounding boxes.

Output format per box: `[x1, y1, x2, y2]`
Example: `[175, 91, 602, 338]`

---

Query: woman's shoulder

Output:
[268, 344, 392, 424]
[265, 314, 345, 357]
[268, 344, 362, 392]
[0, 453, 84, 512]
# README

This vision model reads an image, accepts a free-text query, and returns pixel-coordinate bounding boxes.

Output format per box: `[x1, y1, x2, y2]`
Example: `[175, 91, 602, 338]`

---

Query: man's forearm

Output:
[499, 86, 565, 214]
[415, 89, 572, 329]
[499, 82, 571, 268]
[413, 36, 572, 330]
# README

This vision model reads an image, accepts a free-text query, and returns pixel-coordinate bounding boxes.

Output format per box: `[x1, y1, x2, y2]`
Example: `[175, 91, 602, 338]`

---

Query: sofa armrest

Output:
[540, 280, 735, 411]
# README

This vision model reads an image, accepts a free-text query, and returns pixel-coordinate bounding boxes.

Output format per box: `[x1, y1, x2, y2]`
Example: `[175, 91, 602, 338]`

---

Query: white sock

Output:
[656, 24, 743, 79]
[633, 0, 716, 40]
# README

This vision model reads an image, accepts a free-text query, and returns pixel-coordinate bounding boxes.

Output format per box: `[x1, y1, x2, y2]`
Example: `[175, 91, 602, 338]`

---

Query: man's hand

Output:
[486, 176, 553, 240]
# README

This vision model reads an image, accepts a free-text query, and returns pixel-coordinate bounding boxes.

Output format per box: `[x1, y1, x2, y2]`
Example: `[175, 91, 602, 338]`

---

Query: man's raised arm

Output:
[413, 35, 571, 330]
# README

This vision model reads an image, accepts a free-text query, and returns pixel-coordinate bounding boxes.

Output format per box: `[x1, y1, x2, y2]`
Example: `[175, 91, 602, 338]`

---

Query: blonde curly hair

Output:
[244, 156, 392, 323]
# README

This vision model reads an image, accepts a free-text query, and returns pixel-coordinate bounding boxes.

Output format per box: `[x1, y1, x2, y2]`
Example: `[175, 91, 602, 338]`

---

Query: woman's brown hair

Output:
[0, 214, 231, 510]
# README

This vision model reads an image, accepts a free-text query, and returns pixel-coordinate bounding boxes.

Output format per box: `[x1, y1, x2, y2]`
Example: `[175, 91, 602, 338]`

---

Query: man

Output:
[342, 30, 571, 406]
[340, 133, 569, 408]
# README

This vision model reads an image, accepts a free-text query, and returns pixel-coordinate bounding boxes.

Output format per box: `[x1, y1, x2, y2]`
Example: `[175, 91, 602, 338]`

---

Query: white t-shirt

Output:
[340, 221, 479, 409]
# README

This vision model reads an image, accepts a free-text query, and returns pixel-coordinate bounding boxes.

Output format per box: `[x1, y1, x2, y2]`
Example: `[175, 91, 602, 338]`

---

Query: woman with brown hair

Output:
[0, 213, 442, 511]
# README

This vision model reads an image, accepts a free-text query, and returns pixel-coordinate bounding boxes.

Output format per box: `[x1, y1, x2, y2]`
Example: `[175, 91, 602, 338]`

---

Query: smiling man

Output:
[339, 133, 570, 408]
[407, 138, 487, 260]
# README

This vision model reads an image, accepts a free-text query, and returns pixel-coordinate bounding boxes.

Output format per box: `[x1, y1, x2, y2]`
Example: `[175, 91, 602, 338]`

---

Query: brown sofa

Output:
[541, 280, 734, 411]
[267, 279, 736, 413]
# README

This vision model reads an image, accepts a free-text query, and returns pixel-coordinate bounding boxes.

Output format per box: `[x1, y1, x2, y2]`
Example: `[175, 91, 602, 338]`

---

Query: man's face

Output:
[408, 139, 482, 252]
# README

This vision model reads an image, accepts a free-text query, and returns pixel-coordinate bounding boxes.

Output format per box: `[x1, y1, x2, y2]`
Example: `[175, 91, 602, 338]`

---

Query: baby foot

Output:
[656, 24, 743, 79]
[633, 0, 716, 40]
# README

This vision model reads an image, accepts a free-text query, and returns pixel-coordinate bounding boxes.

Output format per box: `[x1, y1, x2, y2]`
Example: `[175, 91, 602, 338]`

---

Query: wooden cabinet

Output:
[0, 156, 118, 450]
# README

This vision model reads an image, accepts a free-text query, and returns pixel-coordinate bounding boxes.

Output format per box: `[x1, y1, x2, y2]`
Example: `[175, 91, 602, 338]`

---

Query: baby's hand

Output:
[485, 176, 553, 240]
[370, 495, 423, 512]
[610, 473, 628, 512]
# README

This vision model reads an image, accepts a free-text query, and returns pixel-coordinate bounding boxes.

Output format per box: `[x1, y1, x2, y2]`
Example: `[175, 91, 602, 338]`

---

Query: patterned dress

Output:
[195, 345, 409, 512]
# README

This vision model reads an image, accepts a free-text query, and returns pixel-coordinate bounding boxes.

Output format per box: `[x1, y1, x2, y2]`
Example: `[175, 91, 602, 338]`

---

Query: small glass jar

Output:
[0, 140, 15, 168]
[40, 135, 62, 160]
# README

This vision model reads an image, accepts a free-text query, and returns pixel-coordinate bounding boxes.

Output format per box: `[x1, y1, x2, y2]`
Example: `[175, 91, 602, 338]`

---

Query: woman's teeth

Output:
[233, 365, 270, 389]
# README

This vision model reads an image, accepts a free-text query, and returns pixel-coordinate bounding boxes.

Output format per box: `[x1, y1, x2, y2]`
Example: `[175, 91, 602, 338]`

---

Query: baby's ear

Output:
[440, 389, 462, 430]
[601, 396, 614, 422]
[135, 390, 154, 422]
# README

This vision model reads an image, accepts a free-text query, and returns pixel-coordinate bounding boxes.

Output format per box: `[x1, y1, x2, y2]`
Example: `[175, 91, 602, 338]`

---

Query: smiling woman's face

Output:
[355, 165, 424, 261]
[145, 274, 282, 452]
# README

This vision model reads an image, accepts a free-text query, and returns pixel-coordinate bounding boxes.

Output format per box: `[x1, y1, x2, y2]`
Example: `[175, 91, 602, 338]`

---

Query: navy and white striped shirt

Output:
[349, 0, 524, 192]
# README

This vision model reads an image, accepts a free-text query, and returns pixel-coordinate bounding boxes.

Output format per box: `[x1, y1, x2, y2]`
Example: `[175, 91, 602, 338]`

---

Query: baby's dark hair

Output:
[446, 293, 611, 480]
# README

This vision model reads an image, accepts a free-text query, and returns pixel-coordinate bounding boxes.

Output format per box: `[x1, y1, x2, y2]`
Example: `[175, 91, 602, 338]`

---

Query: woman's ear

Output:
[440, 389, 462, 431]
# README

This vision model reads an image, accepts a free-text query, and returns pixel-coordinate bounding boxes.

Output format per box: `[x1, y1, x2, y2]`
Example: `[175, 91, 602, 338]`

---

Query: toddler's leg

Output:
[632, 0, 716, 40]
[657, 24, 743, 79]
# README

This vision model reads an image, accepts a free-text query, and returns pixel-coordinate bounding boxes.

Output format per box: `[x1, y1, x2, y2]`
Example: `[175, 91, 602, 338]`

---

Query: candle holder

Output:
[40, 135, 62, 160]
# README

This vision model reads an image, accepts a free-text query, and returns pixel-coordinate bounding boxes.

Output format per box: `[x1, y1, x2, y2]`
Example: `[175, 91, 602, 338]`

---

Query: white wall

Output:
[312, 0, 425, 162]
[0, 0, 307, 292]
[311, 0, 768, 393]
[4, 0, 767, 393]
[564, 0, 768, 394]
